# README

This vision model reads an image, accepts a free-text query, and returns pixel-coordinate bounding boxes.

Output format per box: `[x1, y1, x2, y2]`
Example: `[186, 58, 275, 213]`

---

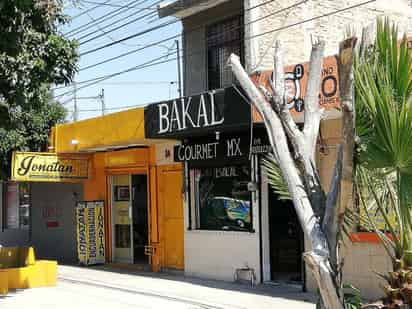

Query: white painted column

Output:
[260, 167, 271, 282]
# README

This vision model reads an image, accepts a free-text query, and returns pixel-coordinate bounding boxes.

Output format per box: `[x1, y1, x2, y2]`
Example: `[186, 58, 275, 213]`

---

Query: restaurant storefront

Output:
[144, 84, 306, 284]
[6, 107, 184, 271]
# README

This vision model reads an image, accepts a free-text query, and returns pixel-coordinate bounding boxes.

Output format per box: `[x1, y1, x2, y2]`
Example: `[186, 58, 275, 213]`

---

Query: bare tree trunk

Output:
[228, 37, 356, 308]
[229, 50, 343, 309]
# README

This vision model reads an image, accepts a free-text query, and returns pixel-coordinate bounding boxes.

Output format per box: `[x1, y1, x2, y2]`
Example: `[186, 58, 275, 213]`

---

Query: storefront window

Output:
[2, 182, 30, 229]
[189, 165, 252, 232]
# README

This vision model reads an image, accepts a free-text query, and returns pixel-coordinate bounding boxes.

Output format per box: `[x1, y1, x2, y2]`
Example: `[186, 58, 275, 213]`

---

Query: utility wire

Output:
[56, 50, 178, 99]
[70, 0, 111, 21]
[64, 0, 149, 37]
[78, 0, 157, 10]
[80, 18, 179, 55]
[84, 11, 170, 50]
[52, 0, 322, 91]
[78, 0, 281, 56]
[77, 1, 159, 42]
[79, 9, 157, 45]
[56, 0, 376, 100]
[75, 0, 302, 72]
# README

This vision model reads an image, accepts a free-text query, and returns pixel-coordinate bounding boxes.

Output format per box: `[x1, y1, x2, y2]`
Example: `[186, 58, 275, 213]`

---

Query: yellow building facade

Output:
[49, 107, 184, 272]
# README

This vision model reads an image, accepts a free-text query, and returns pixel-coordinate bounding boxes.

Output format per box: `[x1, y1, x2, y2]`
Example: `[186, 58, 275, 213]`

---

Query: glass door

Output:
[112, 175, 133, 263]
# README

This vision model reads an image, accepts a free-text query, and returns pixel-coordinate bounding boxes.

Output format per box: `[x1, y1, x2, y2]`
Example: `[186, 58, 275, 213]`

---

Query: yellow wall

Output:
[77, 146, 184, 270]
[53, 108, 147, 153]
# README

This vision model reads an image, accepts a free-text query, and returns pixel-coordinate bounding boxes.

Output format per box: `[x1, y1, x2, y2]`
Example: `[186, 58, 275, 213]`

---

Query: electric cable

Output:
[55, 0, 376, 101]
[78, 9, 158, 45]
[70, 0, 111, 21]
[78, 0, 281, 56]
[74, 0, 306, 72]
[78, 0, 158, 10]
[64, 0, 150, 37]
[56, 50, 178, 99]
[76, 1, 160, 43]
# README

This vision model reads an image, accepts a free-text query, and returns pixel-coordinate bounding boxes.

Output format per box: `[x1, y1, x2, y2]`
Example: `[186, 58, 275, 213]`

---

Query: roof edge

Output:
[157, 0, 231, 19]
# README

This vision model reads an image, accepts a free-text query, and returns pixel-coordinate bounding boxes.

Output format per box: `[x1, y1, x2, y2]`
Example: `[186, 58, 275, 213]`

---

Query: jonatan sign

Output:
[12, 152, 89, 182]
[145, 86, 251, 139]
[76, 201, 105, 265]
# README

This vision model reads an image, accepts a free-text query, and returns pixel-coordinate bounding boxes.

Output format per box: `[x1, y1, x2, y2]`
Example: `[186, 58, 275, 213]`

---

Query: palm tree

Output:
[354, 18, 412, 306]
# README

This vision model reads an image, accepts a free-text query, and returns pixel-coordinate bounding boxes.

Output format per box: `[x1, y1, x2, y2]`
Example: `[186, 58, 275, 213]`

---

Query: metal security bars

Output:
[207, 15, 244, 90]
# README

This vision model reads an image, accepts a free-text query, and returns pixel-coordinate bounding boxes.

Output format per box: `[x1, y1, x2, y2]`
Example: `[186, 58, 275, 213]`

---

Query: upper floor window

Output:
[207, 15, 243, 90]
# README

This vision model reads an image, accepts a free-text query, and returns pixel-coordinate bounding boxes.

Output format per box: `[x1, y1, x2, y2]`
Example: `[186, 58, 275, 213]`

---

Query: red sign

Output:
[46, 221, 59, 228]
[251, 55, 340, 122]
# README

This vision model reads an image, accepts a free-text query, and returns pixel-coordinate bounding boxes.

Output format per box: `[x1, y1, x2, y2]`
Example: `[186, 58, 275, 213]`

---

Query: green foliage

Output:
[354, 17, 412, 267]
[343, 284, 363, 309]
[354, 17, 412, 306]
[262, 154, 291, 201]
[0, 0, 79, 180]
[316, 284, 363, 309]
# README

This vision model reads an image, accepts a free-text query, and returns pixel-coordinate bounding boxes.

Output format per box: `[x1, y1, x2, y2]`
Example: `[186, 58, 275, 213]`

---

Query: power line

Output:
[76, 1, 159, 43]
[80, 18, 178, 56]
[56, 50, 178, 99]
[78, 9, 157, 45]
[76, 0, 284, 56]
[54, 0, 318, 92]
[64, 0, 148, 37]
[79, 35, 179, 71]
[56, 0, 376, 100]
[75, 0, 302, 71]
[78, 0, 157, 10]
[70, 0, 111, 21]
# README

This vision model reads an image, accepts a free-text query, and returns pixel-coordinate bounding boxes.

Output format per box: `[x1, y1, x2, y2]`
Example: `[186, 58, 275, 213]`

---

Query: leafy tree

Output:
[354, 18, 412, 307]
[0, 0, 79, 180]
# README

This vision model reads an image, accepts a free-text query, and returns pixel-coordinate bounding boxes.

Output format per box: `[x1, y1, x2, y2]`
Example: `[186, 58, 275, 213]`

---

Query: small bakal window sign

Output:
[173, 131, 272, 163]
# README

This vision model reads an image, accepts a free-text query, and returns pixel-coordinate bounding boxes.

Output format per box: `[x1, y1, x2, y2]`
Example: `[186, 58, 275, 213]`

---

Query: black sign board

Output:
[174, 131, 272, 164]
[144, 86, 251, 139]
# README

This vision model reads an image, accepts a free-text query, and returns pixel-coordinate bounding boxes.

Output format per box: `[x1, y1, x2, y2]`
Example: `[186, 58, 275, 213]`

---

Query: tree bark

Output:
[322, 38, 357, 271]
[228, 52, 344, 309]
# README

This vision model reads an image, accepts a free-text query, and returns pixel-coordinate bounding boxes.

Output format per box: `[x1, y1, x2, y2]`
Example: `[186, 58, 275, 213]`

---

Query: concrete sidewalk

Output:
[55, 264, 316, 308]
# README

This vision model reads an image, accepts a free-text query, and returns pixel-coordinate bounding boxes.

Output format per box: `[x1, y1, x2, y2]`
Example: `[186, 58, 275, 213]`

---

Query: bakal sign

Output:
[145, 86, 251, 139]
[12, 152, 89, 182]
[251, 55, 340, 121]
[174, 132, 272, 163]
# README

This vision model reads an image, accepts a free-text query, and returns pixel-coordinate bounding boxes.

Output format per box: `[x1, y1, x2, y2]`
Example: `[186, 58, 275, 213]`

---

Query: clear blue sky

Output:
[55, 0, 182, 121]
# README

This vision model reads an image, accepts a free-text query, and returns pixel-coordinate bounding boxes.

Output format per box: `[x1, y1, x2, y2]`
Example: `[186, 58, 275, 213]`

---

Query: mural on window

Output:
[190, 165, 252, 231]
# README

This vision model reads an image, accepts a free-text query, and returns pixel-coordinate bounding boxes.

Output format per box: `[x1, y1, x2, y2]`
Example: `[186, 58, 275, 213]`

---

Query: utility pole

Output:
[176, 39, 183, 98]
[73, 82, 78, 122]
[100, 89, 105, 116]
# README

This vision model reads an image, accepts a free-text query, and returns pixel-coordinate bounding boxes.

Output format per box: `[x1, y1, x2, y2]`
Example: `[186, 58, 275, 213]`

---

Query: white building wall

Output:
[183, 157, 262, 283]
[253, 0, 412, 67]
[178, 0, 412, 300]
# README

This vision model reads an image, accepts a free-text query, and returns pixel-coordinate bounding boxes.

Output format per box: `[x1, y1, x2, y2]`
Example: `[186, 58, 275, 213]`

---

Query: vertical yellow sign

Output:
[76, 201, 105, 265]
[76, 202, 88, 265]
[95, 202, 106, 264]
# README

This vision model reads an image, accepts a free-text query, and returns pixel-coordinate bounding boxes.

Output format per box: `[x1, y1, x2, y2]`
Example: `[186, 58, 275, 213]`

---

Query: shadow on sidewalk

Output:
[58, 263, 316, 305]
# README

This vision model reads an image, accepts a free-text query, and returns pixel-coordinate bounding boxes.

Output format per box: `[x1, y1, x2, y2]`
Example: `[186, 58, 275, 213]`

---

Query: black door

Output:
[268, 186, 303, 282]
[132, 175, 148, 264]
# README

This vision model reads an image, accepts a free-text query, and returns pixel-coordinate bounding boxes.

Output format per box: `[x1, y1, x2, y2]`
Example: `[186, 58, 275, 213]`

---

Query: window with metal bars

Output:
[207, 15, 244, 90]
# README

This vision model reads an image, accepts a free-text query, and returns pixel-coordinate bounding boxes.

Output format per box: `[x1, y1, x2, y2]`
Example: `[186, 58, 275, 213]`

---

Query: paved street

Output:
[0, 265, 316, 309]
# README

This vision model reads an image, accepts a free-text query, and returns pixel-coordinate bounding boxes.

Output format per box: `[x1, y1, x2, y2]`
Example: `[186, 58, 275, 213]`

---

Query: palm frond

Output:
[262, 154, 291, 200]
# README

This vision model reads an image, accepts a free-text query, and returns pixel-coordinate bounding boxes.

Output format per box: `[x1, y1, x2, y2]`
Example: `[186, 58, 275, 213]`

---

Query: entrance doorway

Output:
[268, 186, 303, 283]
[111, 174, 149, 264]
[131, 175, 148, 264]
